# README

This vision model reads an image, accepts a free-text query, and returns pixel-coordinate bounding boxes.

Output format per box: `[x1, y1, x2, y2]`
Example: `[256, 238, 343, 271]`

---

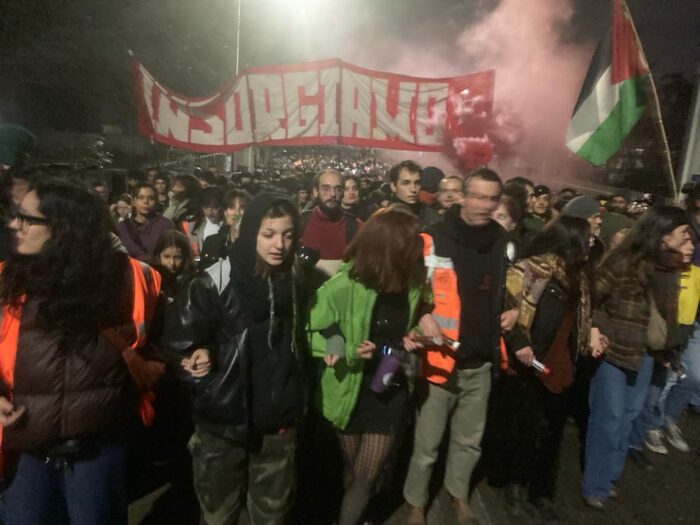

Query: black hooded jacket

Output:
[161, 193, 307, 440]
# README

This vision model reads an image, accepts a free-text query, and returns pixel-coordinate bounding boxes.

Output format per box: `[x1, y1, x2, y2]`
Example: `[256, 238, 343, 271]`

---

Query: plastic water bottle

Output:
[370, 345, 401, 393]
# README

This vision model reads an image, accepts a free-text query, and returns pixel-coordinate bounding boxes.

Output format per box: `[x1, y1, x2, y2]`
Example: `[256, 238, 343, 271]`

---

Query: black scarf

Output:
[440, 207, 504, 365]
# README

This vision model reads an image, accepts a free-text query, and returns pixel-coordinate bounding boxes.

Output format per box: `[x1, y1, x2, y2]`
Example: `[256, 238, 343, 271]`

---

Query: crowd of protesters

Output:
[0, 123, 699, 525]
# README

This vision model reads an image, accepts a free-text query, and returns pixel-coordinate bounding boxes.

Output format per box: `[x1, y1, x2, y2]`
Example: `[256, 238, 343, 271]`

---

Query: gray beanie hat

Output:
[561, 195, 600, 220]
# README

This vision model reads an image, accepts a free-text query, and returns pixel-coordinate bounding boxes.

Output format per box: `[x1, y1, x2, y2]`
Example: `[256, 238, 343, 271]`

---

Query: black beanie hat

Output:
[420, 166, 445, 194]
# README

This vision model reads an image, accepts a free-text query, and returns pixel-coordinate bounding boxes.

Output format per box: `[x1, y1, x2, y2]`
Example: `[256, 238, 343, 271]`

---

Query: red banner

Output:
[134, 58, 495, 153]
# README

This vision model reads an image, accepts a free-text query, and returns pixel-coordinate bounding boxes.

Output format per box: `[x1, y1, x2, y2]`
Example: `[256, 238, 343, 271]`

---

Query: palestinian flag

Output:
[566, 0, 649, 165]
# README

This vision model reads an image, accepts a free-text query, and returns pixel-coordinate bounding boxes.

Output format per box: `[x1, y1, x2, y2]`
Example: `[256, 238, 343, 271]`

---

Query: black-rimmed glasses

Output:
[7, 207, 50, 228]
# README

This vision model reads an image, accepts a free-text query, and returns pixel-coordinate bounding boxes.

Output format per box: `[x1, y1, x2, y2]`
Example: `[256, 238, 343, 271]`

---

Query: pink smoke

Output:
[451, 136, 494, 169]
[456, 0, 594, 184]
[356, 0, 594, 184]
[293, 0, 597, 185]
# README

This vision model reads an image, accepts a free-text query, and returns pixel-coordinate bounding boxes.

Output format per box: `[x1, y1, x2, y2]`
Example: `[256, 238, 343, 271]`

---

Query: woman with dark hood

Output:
[161, 193, 308, 525]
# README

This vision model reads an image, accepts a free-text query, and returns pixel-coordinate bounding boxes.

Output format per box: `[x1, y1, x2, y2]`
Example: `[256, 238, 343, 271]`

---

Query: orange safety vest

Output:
[422, 233, 510, 380]
[0, 257, 161, 466]
[421, 233, 460, 384]
[181, 221, 200, 258]
[128, 258, 162, 351]
[128, 258, 162, 427]
[0, 293, 22, 472]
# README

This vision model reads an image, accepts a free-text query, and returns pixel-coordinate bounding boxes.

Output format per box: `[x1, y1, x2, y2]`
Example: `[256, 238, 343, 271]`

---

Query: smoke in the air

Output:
[284, 0, 598, 185]
[455, 0, 594, 184]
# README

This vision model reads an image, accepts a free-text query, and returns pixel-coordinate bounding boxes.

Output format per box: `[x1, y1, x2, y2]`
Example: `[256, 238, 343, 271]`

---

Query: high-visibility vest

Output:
[421, 233, 510, 379]
[0, 291, 21, 475]
[0, 261, 20, 396]
[421, 233, 461, 384]
[0, 257, 161, 467]
[104, 258, 162, 426]
[128, 258, 162, 350]
[181, 221, 200, 258]
[130, 258, 161, 426]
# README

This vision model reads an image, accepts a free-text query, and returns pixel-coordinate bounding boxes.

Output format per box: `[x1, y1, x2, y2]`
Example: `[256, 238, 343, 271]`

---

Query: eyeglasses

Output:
[319, 184, 343, 194]
[8, 207, 50, 229]
[465, 192, 500, 203]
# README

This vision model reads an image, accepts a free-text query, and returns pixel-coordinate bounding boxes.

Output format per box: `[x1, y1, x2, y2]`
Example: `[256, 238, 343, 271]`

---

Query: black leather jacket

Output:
[160, 273, 255, 441]
[161, 272, 309, 441]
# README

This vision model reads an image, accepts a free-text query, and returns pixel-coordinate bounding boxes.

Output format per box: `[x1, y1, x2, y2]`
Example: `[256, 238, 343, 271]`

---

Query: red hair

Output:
[344, 205, 424, 292]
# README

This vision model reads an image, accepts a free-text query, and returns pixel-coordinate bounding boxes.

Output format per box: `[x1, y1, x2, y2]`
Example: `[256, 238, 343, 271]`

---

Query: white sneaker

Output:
[645, 429, 669, 454]
[664, 423, 690, 452]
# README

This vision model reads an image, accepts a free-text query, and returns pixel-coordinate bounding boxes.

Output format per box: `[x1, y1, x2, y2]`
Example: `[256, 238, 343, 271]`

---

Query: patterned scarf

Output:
[506, 253, 591, 353]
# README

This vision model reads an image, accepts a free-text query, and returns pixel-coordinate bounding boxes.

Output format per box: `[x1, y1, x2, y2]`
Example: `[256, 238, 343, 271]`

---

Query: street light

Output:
[233, 0, 253, 170]
[235, 0, 242, 75]
[232, 0, 321, 170]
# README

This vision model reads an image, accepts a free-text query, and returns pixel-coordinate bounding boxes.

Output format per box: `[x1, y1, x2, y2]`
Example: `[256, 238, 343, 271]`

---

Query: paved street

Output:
[128, 407, 700, 524]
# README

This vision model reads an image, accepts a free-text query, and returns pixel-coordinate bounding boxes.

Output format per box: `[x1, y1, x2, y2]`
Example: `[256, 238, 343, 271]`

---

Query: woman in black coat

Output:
[161, 193, 309, 525]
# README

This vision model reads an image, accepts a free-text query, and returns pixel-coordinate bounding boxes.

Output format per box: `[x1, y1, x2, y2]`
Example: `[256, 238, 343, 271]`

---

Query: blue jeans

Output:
[628, 361, 669, 449]
[629, 324, 700, 446]
[691, 392, 700, 407]
[582, 355, 654, 500]
[4, 443, 127, 525]
[663, 324, 700, 423]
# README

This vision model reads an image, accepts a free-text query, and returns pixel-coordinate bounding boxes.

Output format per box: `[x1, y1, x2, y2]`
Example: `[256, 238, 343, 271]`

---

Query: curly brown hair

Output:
[1, 179, 131, 332]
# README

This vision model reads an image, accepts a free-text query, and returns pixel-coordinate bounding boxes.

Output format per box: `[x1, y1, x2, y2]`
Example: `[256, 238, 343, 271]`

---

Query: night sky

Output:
[234, 0, 698, 80]
[0, 0, 697, 191]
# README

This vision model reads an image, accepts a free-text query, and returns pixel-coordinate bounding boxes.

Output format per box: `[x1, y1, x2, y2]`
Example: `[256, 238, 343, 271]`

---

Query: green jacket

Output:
[307, 263, 428, 430]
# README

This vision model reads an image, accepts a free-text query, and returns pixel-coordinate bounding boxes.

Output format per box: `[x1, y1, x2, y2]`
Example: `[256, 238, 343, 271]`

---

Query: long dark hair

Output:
[1, 179, 130, 332]
[151, 230, 197, 297]
[602, 205, 688, 283]
[344, 205, 424, 292]
[524, 216, 591, 304]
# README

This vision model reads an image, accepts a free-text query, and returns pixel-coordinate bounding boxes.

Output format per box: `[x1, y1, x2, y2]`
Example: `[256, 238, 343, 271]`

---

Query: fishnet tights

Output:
[336, 432, 395, 525]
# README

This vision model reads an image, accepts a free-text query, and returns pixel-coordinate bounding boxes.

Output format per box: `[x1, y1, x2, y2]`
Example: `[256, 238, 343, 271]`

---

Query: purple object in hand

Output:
[370, 352, 401, 393]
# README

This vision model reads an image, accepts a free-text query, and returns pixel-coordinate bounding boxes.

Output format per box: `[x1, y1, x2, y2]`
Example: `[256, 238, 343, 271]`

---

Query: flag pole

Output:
[646, 70, 678, 200]
[621, 0, 677, 199]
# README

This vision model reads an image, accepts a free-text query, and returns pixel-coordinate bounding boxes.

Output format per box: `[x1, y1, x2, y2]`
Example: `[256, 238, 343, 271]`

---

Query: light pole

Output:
[235, 0, 241, 76]
[233, 0, 255, 171]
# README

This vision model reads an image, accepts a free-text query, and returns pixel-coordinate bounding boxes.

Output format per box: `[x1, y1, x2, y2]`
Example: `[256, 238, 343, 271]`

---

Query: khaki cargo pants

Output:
[403, 363, 492, 507]
[188, 427, 297, 525]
